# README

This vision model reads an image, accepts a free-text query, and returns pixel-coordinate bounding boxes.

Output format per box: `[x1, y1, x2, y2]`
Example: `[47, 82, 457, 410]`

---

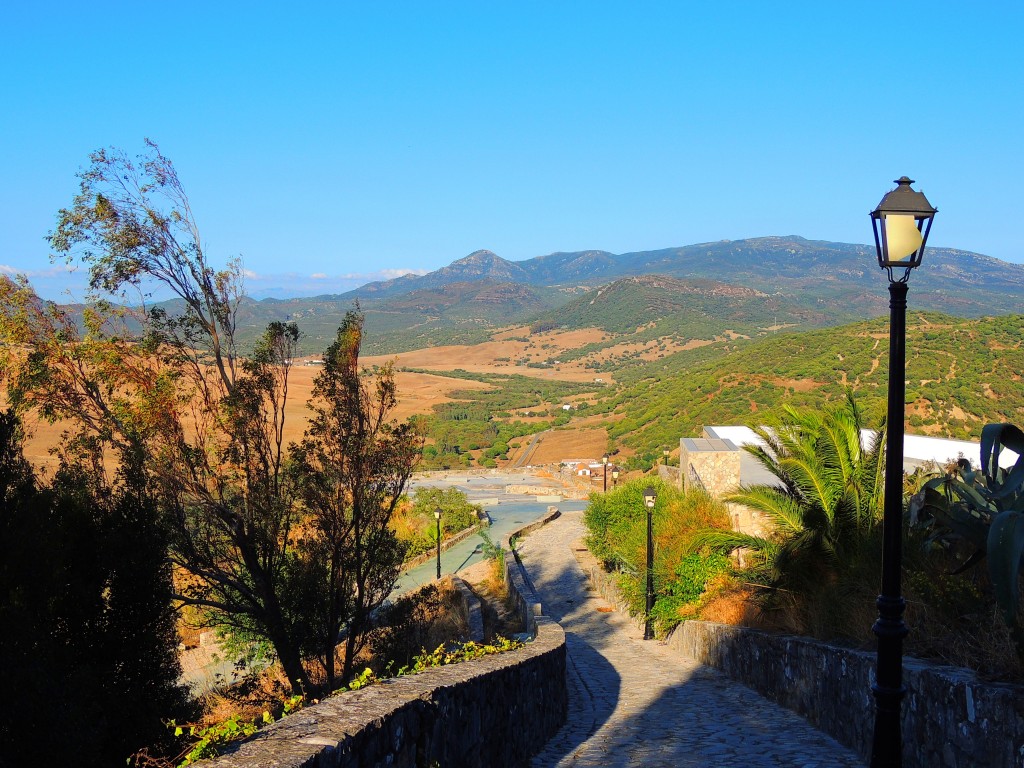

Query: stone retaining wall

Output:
[201, 535, 566, 767]
[452, 577, 485, 642]
[580, 551, 1024, 768]
[674, 621, 1024, 768]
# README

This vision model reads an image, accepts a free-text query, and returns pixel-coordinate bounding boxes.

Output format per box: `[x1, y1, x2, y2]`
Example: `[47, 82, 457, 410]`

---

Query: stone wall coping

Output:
[204, 619, 565, 767]
[451, 577, 485, 642]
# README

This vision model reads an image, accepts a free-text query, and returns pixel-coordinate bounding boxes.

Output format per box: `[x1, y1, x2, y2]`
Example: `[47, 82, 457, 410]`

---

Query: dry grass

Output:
[692, 578, 762, 627]
[12, 326, 625, 473]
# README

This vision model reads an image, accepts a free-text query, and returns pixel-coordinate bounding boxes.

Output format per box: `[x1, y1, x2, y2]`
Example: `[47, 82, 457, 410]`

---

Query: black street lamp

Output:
[869, 176, 937, 768]
[643, 486, 657, 641]
[602, 454, 609, 492]
[663, 448, 670, 466]
[612, 469, 620, 488]
[434, 507, 442, 580]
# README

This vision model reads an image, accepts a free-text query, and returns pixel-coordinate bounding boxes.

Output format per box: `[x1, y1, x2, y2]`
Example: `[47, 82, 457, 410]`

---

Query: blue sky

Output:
[2, 2, 1021, 299]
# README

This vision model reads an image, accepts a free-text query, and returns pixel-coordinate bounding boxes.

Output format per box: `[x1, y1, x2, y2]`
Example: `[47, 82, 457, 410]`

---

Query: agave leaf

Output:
[993, 456, 1024, 501]
[920, 488, 989, 549]
[987, 511, 1024, 629]
[950, 548, 986, 575]
[981, 424, 1024, 500]
[980, 423, 1007, 477]
[948, 480, 994, 512]
[908, 491, 926, 527]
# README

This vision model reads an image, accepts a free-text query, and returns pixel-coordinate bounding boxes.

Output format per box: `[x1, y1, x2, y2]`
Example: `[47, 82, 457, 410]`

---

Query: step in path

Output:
[517, 509, 866, 768]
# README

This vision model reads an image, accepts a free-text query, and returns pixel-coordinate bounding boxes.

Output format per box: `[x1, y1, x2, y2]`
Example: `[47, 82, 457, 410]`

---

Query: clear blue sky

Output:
[2, 2, 1021, 299]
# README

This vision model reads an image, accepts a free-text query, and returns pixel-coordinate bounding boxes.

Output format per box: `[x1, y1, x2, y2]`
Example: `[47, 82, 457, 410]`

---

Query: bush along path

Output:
[515, 509, 865, 768]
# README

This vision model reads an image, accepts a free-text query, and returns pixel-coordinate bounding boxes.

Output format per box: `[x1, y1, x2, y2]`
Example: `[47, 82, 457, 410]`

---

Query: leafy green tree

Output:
[692, 393, 884, 594]
[290, 311, 420, 688]
[410, 486, 481, 536]
[0, 411, 194, 767]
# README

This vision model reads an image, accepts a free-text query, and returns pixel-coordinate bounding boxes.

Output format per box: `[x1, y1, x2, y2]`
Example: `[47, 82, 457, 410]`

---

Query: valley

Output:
[11, 235, 1024, 478]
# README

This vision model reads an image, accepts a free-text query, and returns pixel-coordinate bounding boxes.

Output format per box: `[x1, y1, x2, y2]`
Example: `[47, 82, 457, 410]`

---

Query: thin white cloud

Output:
[242, 268, 261, 280]
[310, 272, 328, 279]
[338, 268, 429, 280]
[0, 263, 77, 278]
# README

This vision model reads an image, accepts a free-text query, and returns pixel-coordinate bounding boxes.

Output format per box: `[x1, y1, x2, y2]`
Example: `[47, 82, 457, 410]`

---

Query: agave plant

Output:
[914, 423, 1024, 650]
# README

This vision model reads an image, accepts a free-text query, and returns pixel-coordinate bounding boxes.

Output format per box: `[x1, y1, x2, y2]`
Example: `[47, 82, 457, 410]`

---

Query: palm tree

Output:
[691, 392, 884, 594]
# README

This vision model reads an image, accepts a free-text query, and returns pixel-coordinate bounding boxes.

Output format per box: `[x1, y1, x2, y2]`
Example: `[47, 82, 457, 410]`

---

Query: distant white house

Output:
[703, 426, 1020, 470]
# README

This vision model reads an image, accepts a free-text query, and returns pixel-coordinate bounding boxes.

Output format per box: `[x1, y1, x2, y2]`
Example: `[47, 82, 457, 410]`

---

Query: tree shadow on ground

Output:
[518, 557, 624, 766]
[519, 529, 866, 768]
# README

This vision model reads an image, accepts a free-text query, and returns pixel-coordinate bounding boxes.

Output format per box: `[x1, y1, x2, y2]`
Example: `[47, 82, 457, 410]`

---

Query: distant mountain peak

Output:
[460, 249, 501, 261]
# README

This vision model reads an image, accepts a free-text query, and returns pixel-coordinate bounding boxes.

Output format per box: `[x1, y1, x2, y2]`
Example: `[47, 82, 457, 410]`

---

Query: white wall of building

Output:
[704, 426, 1020, 470]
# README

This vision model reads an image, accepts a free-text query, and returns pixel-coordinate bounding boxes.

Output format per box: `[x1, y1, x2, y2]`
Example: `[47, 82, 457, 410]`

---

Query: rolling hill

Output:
[222, 235, 1024, 355]
[594, 311, 1024, 465]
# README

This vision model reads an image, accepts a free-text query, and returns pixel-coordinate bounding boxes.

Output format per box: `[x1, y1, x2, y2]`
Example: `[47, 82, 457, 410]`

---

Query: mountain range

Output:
[206, 235, 1024, 354]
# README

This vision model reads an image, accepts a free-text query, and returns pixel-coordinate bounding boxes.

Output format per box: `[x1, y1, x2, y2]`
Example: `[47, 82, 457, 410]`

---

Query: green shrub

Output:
[584, 479, 731, 633]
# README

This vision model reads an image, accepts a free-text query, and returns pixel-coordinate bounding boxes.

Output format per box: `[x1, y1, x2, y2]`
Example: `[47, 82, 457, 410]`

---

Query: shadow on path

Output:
[519, 511, 865, 768]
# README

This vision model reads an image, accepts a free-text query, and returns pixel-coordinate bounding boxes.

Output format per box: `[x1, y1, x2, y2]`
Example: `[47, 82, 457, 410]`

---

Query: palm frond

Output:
[726, 484, 805, 533]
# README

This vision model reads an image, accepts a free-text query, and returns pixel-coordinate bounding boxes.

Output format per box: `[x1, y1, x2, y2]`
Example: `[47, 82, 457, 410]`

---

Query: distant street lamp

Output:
[643, 486, 657, 641]
[602, 454, 609, 492]
[434, 508, 442, 580]
[869, 177, 937, 768]
[663, 448, 670, 466]
[612, 469, 620, 488]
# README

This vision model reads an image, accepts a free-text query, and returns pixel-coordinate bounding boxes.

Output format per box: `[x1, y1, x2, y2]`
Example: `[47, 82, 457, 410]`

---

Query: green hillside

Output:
[598, 312, 1024, 465]
[524, 275, 834, 369]
[137, 235, 1024, 358]
[214, 281, 570, 355]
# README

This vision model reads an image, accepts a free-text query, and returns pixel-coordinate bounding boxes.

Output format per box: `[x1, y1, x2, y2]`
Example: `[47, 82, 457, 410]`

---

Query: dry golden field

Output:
[11, 325, 629, 472]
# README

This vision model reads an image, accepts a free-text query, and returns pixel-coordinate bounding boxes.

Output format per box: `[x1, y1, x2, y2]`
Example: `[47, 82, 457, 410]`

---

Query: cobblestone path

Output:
[516, 509, 866, 768]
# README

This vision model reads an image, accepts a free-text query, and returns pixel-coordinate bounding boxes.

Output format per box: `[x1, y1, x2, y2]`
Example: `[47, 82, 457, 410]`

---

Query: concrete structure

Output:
[679, 436, 770, 540]
[679, 437, 741, 495]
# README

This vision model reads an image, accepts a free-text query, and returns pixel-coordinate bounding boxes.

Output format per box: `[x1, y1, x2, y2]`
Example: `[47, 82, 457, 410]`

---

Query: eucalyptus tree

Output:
[1, 142, 411, 696]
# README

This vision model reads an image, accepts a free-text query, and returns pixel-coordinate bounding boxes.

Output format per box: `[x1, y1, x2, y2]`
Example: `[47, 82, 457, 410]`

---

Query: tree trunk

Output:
[341, 608, 362, 685]
[272, 629, 312, 697]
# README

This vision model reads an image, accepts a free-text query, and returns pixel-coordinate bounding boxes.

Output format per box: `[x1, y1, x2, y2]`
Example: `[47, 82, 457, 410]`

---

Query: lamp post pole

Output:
[868, 177, 936, 768]
[643, 486, 657, 641]
[612, 469, 619, 488]
[663, 448, 669, 466]
[872, 279, 909, 766]
[434, 508, 442, 580]
[602, 454, 609, 492]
